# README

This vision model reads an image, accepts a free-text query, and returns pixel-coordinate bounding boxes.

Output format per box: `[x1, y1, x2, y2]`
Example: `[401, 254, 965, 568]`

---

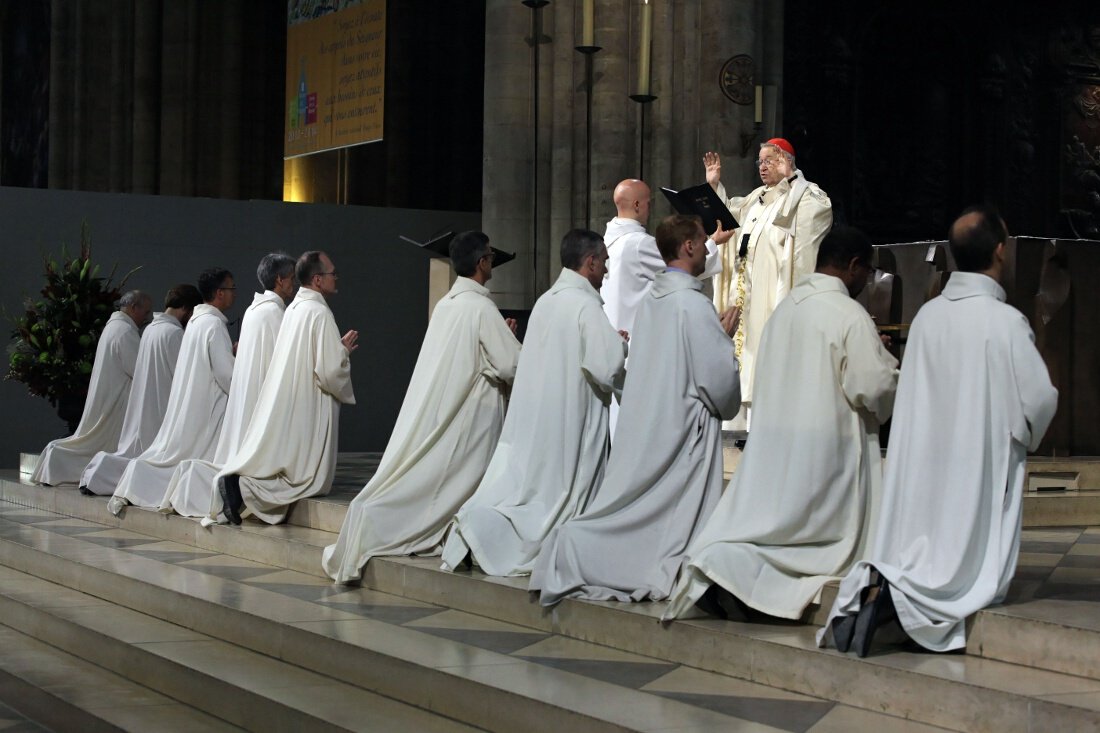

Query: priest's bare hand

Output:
[776, 155, 794, 180]
[341, 330, 359, 353]
[618, 330, 630, 343]
[880, 333, 893, 348]
[703, 151, 722, 190]
[232, 341, 239, 356]
[505, 318, 518, 336]
[712, 219, 735, 245]
[719, 306, 740, 337]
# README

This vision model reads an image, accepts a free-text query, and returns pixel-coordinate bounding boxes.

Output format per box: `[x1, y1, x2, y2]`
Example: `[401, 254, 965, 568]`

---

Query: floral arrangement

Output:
[6, 226, 136, 416]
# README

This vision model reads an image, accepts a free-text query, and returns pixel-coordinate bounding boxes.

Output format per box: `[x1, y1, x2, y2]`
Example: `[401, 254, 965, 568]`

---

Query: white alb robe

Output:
[217, 287, 354, 524]
[602, 217, 721, 437]
[664, 274, 899, 621]
[80, 312, 184, 494]
[322, 277, 521, 584]
[161, 291, 285, 517]
[110, 304, 234, 509]
[439, 269, 626, 576]
[821, 272, 1058, 652]
[530, 270, 741, 605]
[713, 172, 833, 404]
[32, 311, 140, 486]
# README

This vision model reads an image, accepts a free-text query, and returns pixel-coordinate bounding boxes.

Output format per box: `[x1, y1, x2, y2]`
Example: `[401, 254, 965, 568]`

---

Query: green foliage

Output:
[6, 224, 137, 405]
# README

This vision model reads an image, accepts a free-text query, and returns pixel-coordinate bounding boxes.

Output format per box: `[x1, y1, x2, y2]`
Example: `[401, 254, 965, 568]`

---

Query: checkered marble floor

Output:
[326, 451, 382, 503]
[0, 702, 50, 733]
[1008, 526, 1100, 603]
[0, 502, 949, 733]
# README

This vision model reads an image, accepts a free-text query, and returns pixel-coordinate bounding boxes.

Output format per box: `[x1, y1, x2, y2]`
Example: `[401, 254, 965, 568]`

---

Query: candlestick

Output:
[582, 0, 594, 47]
[637, 0, 652, 97]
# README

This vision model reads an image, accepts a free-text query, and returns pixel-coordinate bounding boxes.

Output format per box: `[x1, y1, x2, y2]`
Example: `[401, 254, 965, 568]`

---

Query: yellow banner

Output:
[285, 0, 385, 158]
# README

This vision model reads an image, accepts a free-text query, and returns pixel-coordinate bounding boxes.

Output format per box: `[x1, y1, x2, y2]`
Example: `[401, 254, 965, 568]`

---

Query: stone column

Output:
[484, 0, 769, 309]
[482, 1, 539, 310]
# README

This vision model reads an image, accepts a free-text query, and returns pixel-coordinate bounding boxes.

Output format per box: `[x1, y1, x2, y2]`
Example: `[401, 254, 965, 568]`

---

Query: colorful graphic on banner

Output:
[284, 0, 385, 158]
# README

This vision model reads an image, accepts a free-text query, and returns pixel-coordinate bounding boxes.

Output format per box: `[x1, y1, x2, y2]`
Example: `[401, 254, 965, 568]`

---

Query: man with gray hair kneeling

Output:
[31, 290, 152, 486]
[216, 251, 358, 526]
[80, 284, 203, 495]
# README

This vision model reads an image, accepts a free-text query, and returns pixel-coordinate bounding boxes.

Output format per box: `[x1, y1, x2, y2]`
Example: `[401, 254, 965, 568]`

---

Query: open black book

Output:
[660, 184, 739, 236]
[400, 231, 517, 268]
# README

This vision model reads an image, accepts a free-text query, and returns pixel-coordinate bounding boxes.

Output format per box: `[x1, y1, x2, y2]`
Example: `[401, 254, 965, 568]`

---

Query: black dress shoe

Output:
[695, 585, 729, 619]
[833, 578, 880, 652]
[218, 475, 243, 525]
[715, 586, 753, 621]
[831, 614, 857, 653]
[78, 486, 94, 496]
[852, 576, 896, 658]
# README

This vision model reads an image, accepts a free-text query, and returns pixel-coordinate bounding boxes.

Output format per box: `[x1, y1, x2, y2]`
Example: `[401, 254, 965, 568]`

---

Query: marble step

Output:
[0, 564, 482, 733]
[18, 452, 1099, 531]
[0, 470, 841, 621]
[2, 486, 1100, 732]
[285, 483, 1100, 537]
[0, 508, 846, 733]
[970, 598, 1100, 681]
[0, 619, 241, 732]
[5, 475, 1100, 690]
[1022, 490, 1100, 527]
[283, 460, 1100, 534]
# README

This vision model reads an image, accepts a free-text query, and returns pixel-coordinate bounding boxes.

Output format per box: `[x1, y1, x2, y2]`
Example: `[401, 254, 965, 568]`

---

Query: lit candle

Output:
[638, 0, 652, 96]
[754, 85, 763, 124]
[582, 0, 594, 47]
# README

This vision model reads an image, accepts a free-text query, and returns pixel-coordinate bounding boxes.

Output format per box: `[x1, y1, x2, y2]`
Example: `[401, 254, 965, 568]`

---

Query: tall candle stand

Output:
[576, 40, 601, 229]
[522, 0, 550, 279]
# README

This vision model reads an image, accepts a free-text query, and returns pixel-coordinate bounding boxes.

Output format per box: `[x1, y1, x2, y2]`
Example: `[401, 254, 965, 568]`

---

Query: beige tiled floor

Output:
[5, 466, 1099, 732]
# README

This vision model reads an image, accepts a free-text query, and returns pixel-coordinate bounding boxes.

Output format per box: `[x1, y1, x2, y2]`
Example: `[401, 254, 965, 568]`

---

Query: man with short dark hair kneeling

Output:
[530, 214, 741, 606]
[321, 231, 521, 584]
[108, 271, 236, 514]
[663, 225, 898, 624]
[440, 228, 627, 577]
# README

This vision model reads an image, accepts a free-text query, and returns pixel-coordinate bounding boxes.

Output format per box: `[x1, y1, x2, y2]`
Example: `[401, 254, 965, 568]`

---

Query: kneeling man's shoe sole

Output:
[218, 476, 243, 525]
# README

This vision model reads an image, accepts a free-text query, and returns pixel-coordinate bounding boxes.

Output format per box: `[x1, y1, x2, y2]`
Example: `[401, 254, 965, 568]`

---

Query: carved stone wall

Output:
[784, 0, 1095, 244]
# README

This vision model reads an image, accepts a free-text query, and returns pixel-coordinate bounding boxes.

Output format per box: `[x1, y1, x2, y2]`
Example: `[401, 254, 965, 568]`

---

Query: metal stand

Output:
[629, 94, 657, 181]
[576, 44, 601, 228]
[523, 0, 550, 281]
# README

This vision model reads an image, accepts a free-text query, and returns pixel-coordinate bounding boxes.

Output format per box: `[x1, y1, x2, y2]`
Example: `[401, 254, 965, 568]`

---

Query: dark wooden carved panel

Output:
[869, 237, 1099, 456]
[1056, 25, 1100, 238]
[785, 1, 1095, 244]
